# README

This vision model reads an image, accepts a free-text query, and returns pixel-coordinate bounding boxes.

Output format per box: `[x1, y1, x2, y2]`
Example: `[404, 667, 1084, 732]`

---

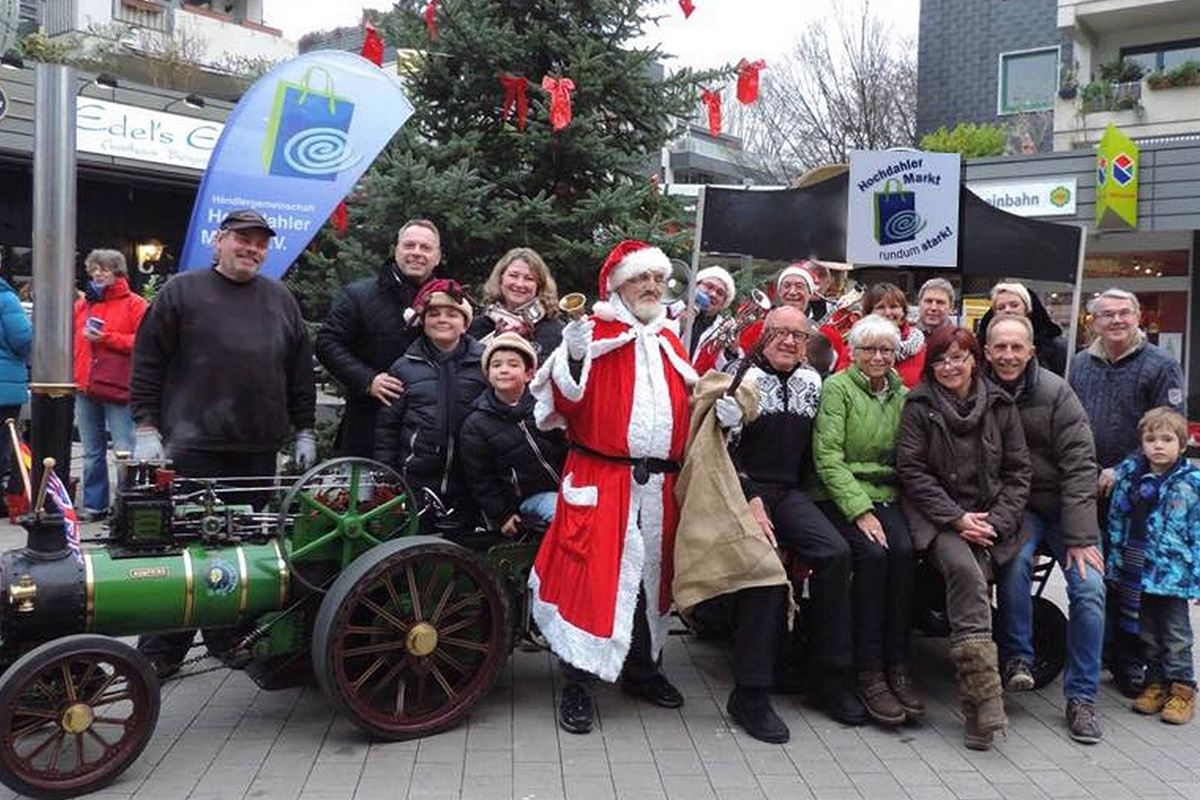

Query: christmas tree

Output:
[288, 0, 716, 318]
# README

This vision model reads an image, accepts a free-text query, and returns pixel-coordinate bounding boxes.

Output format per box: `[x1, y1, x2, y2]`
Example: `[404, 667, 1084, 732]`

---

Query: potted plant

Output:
[1098, 58, 1147, 84]
[1058, 61, 1079, 100]
[1080, 80, 1111, 113]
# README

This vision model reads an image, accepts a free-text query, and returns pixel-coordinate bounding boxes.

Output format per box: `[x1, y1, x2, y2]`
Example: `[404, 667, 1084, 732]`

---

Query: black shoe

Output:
[1066, 698, 1102, 744]
[1002, 658, 1035, 692]
[821, 674, 867, 726]
[1114, 664, 1146, 699]
[727, 687, 790, 744]
[559, 683, 593, 734]
[621, 673, 684, 709]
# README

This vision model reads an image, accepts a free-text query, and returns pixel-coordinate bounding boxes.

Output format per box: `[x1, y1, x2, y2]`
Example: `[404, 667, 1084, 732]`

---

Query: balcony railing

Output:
[112, 0, 173, 35]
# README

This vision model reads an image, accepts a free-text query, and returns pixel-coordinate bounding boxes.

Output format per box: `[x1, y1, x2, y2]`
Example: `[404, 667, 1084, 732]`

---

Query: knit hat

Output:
[776, 262, 817, 294]
[482, 331, 538, 371]
[409, 278, 473, 326]
[695, 266, 736, 311]
[991, 281, 1032, 313]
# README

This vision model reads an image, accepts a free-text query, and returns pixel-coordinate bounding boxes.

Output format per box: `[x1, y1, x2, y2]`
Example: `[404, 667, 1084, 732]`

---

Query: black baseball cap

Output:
[219, 208, 276, 236]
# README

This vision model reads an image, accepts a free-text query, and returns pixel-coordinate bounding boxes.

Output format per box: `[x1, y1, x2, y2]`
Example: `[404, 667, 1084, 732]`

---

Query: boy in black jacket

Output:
[459, 332, 566, 534]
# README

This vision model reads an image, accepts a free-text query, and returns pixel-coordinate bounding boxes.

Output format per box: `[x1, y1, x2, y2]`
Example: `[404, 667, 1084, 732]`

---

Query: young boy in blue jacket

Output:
[1107, 407, 1200, 724]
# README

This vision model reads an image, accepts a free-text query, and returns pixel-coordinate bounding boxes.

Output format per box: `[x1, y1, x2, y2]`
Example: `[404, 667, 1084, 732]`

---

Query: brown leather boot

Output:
[856, 671, 906, 726]
[887, 663, 925, 718]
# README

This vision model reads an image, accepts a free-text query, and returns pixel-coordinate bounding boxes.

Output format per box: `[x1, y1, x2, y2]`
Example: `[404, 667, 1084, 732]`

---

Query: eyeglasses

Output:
[857, 346, 895, 358]
[628, 273, 666, 286]
[932, 353, 972, 370]
[768, 328, 809, 342]
[1095, 308, 1136, 321]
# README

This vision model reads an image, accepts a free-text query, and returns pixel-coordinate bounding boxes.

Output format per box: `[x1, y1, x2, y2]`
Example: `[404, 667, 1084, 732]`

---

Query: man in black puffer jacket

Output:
[317, 219, 442, 457]
[374, 280, 488, 534]
[460, 333, 567, 533]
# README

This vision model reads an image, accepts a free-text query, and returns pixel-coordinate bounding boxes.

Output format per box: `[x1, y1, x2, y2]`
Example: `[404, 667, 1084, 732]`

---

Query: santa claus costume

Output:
[530, 240, 698, 685]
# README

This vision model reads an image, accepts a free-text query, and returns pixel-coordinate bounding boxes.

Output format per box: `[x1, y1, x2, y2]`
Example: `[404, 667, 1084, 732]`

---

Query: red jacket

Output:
[73, 277, 148, 394]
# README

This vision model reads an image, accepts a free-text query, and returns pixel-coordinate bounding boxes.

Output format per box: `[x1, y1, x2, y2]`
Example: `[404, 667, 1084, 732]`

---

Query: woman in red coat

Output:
[862, 283, 925, 388]
[73, 250, 148, 519]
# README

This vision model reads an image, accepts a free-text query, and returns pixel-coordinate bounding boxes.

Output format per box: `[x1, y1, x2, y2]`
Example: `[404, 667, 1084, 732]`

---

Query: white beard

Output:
[631, 299, 663, 323]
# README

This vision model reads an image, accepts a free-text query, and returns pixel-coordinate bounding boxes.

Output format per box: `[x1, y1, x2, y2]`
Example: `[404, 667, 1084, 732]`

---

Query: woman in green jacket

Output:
[813, 314, 920, 726]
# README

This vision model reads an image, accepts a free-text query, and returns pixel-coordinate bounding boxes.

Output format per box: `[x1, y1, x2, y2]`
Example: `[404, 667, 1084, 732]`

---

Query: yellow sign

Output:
[1095, 123, 1138, 229]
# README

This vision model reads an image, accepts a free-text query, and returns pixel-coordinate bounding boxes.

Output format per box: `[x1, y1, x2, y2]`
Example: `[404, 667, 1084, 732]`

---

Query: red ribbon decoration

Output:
[360, 23, 383, 66]
[736, 59, 766, 104]
[330, 200, 348, 235]
[700, 87, 721, 137]
[498, 74, 530, 130]
[542, 76, 575, 131]
[679, 0, 695, 18]
[423, 0, 438, 40]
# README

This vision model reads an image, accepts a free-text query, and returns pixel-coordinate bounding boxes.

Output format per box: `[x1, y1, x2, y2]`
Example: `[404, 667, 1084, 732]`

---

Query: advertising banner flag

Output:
[847, 150, 961, 268]
[179, 51, 413, 279]
[1095, 122, 1138, 230]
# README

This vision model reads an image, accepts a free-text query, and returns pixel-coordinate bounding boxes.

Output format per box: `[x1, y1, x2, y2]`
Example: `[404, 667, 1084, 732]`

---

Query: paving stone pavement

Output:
[2, 519, 1200, 800]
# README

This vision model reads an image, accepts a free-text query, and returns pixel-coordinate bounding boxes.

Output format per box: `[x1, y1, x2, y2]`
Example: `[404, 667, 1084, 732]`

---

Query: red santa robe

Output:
[529, 297, 697, 681]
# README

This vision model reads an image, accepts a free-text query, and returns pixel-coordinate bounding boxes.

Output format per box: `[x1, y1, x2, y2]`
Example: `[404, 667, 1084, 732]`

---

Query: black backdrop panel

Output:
[700, 175, 849, 262]
[960, 190, 1081, 283]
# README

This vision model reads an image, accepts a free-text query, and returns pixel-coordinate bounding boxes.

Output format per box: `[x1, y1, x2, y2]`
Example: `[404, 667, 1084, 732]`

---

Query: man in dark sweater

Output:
[130, 208, 316, 677]
[1068, 287, 1185, 696]
[316, 219, 441, 456]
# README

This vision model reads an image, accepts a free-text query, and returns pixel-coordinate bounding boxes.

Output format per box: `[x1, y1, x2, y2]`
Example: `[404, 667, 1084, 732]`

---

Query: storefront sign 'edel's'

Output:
[75, 99, 222, 170]
[846, 150, 962, 269]
[179, 51, 414, 280]
[1095, 122, 1139, 231]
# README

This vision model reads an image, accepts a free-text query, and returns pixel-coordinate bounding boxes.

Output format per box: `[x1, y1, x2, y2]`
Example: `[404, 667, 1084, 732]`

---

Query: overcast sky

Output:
[262, 0, 920, 69]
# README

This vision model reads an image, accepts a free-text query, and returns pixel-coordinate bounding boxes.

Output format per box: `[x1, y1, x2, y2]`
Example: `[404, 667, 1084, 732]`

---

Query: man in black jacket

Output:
[316, 218, 441, 456]
[985, 315, 1106, 745]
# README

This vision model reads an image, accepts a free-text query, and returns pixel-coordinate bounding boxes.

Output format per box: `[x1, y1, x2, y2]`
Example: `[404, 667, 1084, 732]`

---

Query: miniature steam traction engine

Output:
[0, 457, 535, 799]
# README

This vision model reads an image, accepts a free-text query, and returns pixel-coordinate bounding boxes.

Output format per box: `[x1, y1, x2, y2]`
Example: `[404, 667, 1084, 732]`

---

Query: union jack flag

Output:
[42, 465, 81, 562]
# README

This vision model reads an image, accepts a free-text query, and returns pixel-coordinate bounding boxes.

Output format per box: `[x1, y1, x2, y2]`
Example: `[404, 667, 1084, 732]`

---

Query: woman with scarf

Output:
[862, 283, 924, 387]
[896, 327, 1031, 750]
[468, 247, 564, 358]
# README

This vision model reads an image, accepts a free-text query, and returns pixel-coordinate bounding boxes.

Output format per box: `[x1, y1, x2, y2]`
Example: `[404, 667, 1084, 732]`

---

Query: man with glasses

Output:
[1069, 287, 1184, 696]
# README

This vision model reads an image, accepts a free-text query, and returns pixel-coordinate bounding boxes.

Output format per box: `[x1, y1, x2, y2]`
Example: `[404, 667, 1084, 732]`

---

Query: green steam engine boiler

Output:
[0, 457, 534, 799]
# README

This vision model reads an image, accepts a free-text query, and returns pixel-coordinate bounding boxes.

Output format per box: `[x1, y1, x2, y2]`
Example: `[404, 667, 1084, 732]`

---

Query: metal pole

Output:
[680, 185, 706, 349]
[1064, 225, 1088, 383]
[30, 63, 77, 489]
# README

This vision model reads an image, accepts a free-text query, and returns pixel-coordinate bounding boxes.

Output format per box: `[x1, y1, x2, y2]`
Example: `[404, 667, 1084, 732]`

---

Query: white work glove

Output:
[714, 396, 744, 430]
[562, 318, 594, 361]
[294, 430, 318, 471]
[133, 428, 165, 461]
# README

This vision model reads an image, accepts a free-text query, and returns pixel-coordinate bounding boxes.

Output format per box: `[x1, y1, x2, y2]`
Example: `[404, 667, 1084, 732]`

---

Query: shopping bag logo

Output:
[261, 67, 361, 181]
[873, 178, 926, 245]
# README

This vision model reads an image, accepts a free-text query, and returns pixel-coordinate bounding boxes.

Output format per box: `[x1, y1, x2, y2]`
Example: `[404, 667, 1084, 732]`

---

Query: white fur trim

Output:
[636, 474, 671, 656]
[606, 247, 671, 292]
[531, 337, 592, 431]
[592, 300, 617, 321]
[560, 473, 597, 506]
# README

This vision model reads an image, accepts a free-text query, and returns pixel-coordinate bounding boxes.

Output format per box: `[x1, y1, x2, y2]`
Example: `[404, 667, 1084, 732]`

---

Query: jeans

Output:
[997, 510, 1105, 701]
[520, 491, 557, 524]
[74, 395, 134, 512]
[1140, 594, 1195, 686]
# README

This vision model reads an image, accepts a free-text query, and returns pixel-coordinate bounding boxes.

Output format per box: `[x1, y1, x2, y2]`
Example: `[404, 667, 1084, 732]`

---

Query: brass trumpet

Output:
[707, 289, 772, 350]
[558, 292, 588, 320]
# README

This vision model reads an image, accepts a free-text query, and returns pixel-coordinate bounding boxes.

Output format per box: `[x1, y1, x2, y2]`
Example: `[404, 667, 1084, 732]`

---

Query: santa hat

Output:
[593, 239, 671, 320]
[406, 278, 473, 326]
[695, 266, 736, 311]
[482, 331, 538, 371]
[776, 262, 817, 294]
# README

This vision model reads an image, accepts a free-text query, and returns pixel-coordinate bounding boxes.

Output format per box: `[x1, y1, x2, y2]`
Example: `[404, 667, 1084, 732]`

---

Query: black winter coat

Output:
[975, 293, 1068, 376]
[315, 261, 430, 457]
[466, 313, 565, 360]
[458, 388, 567, 528]
[374, 336, 488, 502]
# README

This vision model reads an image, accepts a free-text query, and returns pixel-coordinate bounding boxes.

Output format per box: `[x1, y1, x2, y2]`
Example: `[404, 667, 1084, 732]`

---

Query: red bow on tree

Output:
[423, 0, 438, 39]
[542, 76, 575, 131]
[679, 0, 695, 18]
[330, 200, 348, 235]
[700, 87, 721, 137]
[736, 59, 766, 104]
[360, 23, 384, 66]
[498, 74, 530, 130]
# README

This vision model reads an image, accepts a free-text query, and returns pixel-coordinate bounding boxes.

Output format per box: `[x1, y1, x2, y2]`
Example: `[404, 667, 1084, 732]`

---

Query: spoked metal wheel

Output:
[0, 635, 160, 800]
[277, 457, 418, 592]
[313, 536, 512, 740]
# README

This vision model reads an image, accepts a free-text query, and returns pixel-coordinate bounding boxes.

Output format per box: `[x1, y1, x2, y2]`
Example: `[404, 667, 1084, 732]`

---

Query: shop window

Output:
[998, 47, 1058, 114]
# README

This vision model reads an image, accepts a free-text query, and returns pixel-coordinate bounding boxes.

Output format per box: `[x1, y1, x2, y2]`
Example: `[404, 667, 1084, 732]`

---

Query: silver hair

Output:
[1087, 287, 1140, 315]
[84, 249, 127, 276]
[985, 313, 1034, 344]
[917, 277, 956, 304]
[848, 315, 901, 351]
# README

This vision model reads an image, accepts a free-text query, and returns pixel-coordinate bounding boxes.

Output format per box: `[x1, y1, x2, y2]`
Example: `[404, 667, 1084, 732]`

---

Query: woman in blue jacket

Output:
[0, 275, 33, 503]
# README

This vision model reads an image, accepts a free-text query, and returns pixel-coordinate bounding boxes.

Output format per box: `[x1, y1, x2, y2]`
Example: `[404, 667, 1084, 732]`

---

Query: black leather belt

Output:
[570, 442, 681, 485]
